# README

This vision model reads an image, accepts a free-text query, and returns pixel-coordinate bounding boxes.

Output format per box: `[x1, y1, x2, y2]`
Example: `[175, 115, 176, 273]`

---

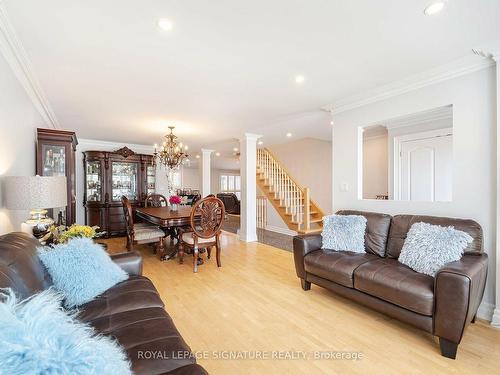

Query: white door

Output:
[399, 134, 452, 201]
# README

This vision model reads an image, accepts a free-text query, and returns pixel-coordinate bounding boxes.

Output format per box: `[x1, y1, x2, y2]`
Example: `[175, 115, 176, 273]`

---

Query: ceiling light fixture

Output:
[153, 126, 188, 170]
[286, 132, 292, 137]
[295, 75, 305, 84]
[215, 152, 221, 156]
[258, 141, 263, 145]
[233, 147, 239, 152]
[158, 18, 174, 31]
[424, 1, 446, 16]
[195, 154, 200, 159]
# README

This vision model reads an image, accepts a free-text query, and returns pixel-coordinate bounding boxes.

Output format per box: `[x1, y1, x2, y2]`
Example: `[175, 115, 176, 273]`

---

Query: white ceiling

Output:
[4, 0, 500, 154]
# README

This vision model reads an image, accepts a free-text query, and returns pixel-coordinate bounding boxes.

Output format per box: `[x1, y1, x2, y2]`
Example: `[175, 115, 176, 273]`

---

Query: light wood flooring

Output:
[103, 232, 500, 375]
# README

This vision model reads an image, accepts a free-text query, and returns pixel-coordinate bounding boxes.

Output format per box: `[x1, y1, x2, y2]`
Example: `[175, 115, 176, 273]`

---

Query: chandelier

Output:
[153, 126, 189, 170]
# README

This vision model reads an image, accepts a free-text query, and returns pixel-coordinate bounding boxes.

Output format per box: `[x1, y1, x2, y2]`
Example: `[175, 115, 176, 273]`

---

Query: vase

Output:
[171, 204, 178, 211]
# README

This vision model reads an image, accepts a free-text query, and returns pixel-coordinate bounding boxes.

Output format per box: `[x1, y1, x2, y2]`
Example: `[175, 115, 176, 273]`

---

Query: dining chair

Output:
[178, 196, 225, 273]
[145, 193, 168, 207]
[121, 196, 165, 253]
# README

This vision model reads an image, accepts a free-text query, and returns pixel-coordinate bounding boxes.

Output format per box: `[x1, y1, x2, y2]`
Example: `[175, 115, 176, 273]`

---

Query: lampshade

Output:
[4, 175, 67, 210]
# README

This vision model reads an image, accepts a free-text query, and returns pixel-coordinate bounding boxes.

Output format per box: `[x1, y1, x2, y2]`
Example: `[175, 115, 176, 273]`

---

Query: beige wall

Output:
[363, 134, 388, 199]
[0, 54, 46, 234]
[264, 137, 332, 232]
[332, 67, 496, 317]
[182, 167, 200, 190]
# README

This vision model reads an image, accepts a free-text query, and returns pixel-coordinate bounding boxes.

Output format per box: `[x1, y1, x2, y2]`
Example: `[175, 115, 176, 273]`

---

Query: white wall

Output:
[264, 138, 333, 233]
[182, 167, 200, 190]
[0, 53, 46, 235]
[332, 67, 496, 318]
[363, 134, 388, 199]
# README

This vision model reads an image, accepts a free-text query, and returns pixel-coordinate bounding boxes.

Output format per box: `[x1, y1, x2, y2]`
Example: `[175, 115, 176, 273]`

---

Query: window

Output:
[220, 174, 241, 199]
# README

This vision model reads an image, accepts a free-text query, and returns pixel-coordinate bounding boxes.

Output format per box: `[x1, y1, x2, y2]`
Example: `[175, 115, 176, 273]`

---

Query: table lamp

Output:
[4, 175, 67, 238]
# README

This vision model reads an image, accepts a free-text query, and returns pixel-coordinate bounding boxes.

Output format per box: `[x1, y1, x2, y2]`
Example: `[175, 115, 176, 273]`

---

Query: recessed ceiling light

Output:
[295, 75, 305, 84]
[233, 147, 238, 152]
[158, 18, 174, 31]
[195, 154, 200, 159]
[258, 141, 263, 145]
[330, 121, 334, 125]
[286, 132, 292, 137]
[215, 152, 221, 156]
[424, 1, 446, 16]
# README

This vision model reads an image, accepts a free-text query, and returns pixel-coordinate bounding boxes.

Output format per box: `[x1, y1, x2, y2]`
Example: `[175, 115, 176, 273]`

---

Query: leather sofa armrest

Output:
[434, 253, 488, 345]
[292, 234, 322, 279]
[110, 251, 144, 276]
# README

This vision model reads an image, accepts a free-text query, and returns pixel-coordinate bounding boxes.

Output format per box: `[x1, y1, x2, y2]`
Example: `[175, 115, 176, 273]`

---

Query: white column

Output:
[492, 53, 500, 326]
[240, 133, 261, 242]
[199, 149, 213, 197]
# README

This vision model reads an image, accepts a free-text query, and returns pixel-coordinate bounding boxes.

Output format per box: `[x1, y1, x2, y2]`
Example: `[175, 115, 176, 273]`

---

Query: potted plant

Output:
[169, 195, 182, 211]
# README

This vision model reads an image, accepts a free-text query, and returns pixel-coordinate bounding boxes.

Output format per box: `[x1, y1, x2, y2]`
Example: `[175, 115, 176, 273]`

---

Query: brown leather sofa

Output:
[216, 193, 240, 215]
[293, 210, 488, 359]
[0, 232, 208, 375]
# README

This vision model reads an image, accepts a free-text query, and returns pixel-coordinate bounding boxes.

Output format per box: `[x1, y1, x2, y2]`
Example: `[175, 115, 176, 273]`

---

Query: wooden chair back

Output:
[145, 193, 168, 207]
[121, 195, 134, 237]
[190, 196, 225, 239]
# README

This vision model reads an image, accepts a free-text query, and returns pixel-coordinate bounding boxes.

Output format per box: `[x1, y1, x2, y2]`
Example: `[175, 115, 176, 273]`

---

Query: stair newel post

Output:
[303, 187, 311, 231]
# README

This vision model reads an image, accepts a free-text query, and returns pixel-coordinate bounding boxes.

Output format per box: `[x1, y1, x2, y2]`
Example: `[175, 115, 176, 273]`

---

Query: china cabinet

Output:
[36, 128, 78, 225]
[83, 147, 155, 236]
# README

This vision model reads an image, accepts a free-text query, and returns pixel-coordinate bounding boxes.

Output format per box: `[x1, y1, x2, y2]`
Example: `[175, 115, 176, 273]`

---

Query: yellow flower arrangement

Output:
[41, 224, 103, 245]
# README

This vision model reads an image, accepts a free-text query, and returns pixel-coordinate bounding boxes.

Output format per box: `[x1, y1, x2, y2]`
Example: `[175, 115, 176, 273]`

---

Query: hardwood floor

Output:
[103, 232, 500, 375]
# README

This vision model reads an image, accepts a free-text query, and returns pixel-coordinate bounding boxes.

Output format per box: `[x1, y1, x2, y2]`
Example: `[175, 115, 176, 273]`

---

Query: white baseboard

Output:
[263, 225, 297, 237]
[491, 308, 500, 327]
[477, 302, 495, 321]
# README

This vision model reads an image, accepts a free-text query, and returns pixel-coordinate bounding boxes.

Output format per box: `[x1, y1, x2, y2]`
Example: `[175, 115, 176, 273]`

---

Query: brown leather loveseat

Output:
[0, 232, 208, 375]
[293, 210, 488, 359]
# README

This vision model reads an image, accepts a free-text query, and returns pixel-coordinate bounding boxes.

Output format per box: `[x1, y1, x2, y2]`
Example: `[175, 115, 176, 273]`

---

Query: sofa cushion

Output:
[354, 258, 434, 316]
[0, 232, 53, 299]
[304, 250, 378, 288]
[337, 210, 392, 257]
[386, 215, 482, 259]
[38, 238, 129, 308]
[78, 276, 164, 322]
[87, 307, 196, 375]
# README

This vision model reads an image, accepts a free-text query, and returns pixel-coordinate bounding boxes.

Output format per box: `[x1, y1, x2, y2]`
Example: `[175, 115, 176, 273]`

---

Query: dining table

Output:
[135, 206, 200, 261]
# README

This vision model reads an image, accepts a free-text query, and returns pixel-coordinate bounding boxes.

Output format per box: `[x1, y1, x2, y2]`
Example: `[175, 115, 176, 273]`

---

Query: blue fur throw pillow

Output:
[398, 222, 473, 276]
[321, 214, 367, 253]
[0, 288, 132, 375]
[38, 237, 128, 307]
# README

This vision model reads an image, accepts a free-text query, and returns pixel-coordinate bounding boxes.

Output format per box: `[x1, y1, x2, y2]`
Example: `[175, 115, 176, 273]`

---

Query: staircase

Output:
[256, 148, 324, 234]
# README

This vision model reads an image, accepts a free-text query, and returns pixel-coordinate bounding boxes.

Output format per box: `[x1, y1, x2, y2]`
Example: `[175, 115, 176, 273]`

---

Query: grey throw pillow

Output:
[398, 222, 473, 277]
[321, 214, 367, 253]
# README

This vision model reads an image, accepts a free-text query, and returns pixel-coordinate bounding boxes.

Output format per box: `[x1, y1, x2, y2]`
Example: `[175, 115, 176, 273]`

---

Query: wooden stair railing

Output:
[256, 148, 324, 234]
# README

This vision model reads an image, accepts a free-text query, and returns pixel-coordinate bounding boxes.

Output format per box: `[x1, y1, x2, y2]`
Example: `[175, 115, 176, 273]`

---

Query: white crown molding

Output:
[384, 105, 453, 130]
[323, 54, 495, 115]
[0, 1, 59, 128]
[77, 138, 154, 154]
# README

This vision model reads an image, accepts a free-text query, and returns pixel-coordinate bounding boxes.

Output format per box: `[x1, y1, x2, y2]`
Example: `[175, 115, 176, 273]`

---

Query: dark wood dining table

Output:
[135, 206, 200, 260]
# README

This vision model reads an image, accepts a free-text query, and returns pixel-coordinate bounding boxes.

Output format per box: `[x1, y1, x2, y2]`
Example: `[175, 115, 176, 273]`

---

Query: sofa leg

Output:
[301, 279, 311, 291]
[439, 338, 458, 359]
[471, 314, 476, 323]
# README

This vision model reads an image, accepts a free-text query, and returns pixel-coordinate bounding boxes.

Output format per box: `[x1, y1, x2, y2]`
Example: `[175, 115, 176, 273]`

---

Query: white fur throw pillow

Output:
[398, 222, 473, 277]
[321, 214, 367, 253]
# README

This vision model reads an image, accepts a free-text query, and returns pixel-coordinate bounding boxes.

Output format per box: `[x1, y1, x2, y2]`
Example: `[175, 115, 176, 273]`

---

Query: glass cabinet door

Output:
[112, 162, 138, 201]
[147, 165, 156, 196]
[86, 161, 102, 202]
[41, 144, 66, 223]
[42, 144, 66, 177]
